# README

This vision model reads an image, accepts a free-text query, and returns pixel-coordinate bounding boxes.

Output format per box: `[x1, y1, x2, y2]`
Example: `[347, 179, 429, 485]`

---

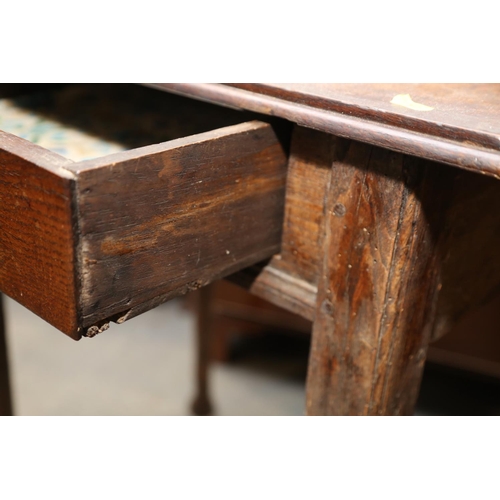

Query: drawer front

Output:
[0, 120, 288, 339]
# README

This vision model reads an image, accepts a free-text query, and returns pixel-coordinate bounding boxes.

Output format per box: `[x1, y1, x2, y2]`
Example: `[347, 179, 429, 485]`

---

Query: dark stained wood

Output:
[67, 121, 288, 335]
[430, 169, 500, 340]
[208, 280, 312, 361]
[149, 83, 500, 178]
[231, 84, 500, 152]
[305, 139, 457, 416]
[189, 278, 313, 414]
[233, 127, 500, 350]
[0, 131, 80, 338]
[191, 284, 214, 416]
[0, 294, 13, 415]
[212, 280, 312, 335]
[0, 117, 287, 339]
[244, 126, 337, 320]
[247, 265, 316, 322]
[269, 126, 336, 285]
[232, 124, 500, 345]
[3, 83, 500, 417]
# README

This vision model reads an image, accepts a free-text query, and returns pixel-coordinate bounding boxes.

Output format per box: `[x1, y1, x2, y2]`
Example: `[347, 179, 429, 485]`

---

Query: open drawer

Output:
[0, 84, 288, 339]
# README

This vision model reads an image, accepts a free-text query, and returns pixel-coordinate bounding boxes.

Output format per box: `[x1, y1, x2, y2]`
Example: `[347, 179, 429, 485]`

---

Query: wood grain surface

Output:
[0, 115, 287, 339]
[231, 84, 500, 152]
[272, 126, 336, 285]
[0, 131, 79, 337]
[67, 121, 288, 334]
[244, 126, 336, 320]
[305, 139, 456, 415]
[233, 125, 500, 349]
[150, 83, 500, 178]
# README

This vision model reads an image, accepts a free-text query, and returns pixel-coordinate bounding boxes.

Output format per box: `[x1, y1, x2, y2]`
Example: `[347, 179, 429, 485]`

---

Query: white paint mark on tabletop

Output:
[390, 94, 434, 111]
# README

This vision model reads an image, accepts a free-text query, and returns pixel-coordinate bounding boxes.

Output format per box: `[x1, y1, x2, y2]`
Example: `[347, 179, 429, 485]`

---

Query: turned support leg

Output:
[306, 140, 454, 415]
[0, 294, 13, 416]
[191, 285, 214, 416]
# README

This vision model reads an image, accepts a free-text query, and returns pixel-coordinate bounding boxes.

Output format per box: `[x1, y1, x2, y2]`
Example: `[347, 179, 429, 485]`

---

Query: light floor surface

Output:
[4, 296, 500, 416]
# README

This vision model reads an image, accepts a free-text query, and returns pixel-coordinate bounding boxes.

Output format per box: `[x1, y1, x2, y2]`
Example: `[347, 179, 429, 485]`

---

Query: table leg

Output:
[0, 294, 13, 416]
[191, 285, 214, 416]
[306, 140, 454, 415]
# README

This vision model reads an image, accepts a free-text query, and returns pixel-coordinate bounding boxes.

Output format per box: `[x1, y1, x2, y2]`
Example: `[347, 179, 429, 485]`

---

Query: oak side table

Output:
[1, 83, 499, 416]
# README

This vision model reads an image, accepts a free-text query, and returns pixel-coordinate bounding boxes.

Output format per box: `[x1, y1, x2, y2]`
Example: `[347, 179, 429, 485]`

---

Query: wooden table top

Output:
[150, 83, 500, 179]
[232, 84, 500, 147]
